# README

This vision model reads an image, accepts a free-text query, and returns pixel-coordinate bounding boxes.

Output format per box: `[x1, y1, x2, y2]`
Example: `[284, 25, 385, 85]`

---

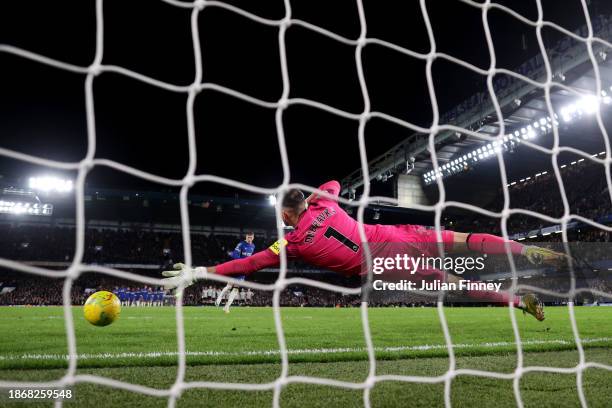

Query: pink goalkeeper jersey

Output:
[215, 180, 455, 277]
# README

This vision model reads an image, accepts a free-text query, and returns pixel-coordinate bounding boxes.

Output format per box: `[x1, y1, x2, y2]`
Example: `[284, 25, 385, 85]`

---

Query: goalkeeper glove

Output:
[523, 246, 567, 266]
[161, 263, 207, 297]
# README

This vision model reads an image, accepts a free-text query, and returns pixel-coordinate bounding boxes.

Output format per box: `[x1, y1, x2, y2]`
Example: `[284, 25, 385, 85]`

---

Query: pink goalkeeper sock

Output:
[466, 233, 524, 255]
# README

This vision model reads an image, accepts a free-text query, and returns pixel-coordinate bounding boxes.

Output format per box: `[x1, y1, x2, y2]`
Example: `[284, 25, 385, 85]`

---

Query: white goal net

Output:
[1, 0, 612, 407]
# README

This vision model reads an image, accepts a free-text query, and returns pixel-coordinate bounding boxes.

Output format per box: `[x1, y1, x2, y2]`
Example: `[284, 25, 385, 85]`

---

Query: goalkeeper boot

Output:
[520, 293, 545, 321]
[523, 246, 567, 266]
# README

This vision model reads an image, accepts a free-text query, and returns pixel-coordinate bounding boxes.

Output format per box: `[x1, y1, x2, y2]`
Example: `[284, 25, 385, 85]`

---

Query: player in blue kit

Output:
[155, 288, 165, 306]
[117, 287, 127, 306]
[144, 287, 152, 306]
[215, 232, 255, 313]
[127, 289, 135, 307]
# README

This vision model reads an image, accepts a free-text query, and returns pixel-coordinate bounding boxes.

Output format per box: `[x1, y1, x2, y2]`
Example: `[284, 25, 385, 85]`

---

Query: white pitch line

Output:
[0, 338, 610, 363]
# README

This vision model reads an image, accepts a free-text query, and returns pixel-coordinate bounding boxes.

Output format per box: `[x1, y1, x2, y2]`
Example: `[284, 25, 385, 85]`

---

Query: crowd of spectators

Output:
[2, 262, 610, 307]
[450, 158, 612, 235]
[0, 274, 363, 307]
[0, 227, 275, 266]
[1, 158, 612, 307]
[2, 275, 609, 307]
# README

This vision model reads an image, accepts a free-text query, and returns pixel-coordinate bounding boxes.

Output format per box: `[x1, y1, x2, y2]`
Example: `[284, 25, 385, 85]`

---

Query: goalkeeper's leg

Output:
[424, 272, 545, 321]
[216, 284, 232, 307]
[224, 288, 239, 314]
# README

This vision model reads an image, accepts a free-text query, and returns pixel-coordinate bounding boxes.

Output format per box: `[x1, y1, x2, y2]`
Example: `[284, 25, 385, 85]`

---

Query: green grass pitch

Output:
[0, 306, 611, 407]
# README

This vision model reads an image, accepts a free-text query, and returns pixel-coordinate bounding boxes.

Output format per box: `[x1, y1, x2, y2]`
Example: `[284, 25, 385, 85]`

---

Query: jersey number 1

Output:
[324, 227, 360, 253]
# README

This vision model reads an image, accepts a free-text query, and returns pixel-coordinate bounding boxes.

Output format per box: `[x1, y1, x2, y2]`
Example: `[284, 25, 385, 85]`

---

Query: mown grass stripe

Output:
[1, 337, 609, 362]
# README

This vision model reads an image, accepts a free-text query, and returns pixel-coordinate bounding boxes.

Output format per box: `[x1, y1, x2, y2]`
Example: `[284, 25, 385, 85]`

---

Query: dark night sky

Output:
[1, 0, 611, 198]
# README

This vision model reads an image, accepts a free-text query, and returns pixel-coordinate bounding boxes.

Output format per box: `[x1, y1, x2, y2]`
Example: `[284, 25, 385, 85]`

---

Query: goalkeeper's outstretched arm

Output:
[161, 249, 280, 291]
[211, 248, 280, 276]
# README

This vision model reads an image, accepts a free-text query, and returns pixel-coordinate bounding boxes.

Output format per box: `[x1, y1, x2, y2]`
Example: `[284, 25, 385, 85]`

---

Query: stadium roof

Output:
[341, 15, 612, 195]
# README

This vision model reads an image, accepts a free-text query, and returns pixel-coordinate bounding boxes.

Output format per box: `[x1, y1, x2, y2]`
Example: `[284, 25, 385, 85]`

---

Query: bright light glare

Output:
[423, 92, 612, 183]
[578, 95, 599, 114]
[28, 176, 73, 193]
[0, 200, 53, 216]
[268, 195, 277, 206]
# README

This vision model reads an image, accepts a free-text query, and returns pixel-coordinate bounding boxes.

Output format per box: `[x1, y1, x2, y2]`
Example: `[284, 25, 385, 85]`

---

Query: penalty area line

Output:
[0, 337, 610, 362]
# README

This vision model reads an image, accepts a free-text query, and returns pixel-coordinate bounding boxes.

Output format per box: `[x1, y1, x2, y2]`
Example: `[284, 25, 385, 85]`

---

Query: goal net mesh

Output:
[1, 0, 611, 407]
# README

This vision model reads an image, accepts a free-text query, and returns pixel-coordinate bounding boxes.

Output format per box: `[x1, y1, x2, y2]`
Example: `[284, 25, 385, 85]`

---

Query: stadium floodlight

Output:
[599, 50, 607, 61]
[578, 95, 599, 114]
[268, 195, 277, 206]
[0, 200, 53, 216]
[28, 176, 73, 193]
[561, 111, 572, 122]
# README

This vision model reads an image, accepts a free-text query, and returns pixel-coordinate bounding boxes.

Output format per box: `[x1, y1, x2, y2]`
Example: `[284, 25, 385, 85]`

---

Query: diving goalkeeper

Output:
[163, 180, 566, 320]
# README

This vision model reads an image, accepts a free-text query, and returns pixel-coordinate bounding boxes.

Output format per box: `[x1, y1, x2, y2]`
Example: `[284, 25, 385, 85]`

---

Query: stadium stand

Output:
[1, 159, 611, 308]
[448, 157, 612, 235]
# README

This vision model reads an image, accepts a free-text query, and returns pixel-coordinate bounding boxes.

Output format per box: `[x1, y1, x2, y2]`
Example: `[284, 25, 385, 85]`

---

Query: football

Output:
[83, 291, 121, 327]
